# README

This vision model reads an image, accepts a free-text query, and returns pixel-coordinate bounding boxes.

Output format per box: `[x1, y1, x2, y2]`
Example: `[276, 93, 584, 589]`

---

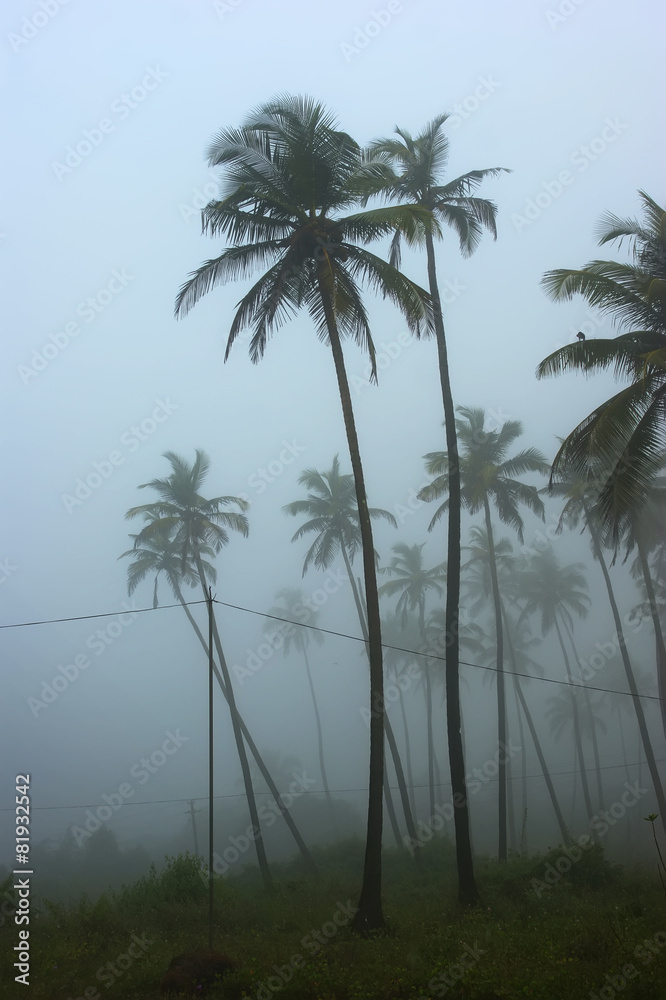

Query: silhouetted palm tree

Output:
[364, 116, 508, 905]
[175, 96, 433, 931]
[379, 542, 446, 818]
[537, 191, 666, 544]
[420, 407, 549, 859]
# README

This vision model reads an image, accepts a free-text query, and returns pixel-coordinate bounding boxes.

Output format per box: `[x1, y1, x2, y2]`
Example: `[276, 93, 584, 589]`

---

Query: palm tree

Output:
[536, 191, 666, 544]
[517, 547, 598, 833]
[174, 96, 433, 931]
[284, 459, 422, 865]
[624, 471, 666, 737]
[120, 518, 318, 876]
[124, 450, 275, 889]
[379, 542, 446, 819]
[264, 588, 337, 835]
[364, 116, 508, 906]
[419, 407, 549, 860]
[550, 470, 666, 835]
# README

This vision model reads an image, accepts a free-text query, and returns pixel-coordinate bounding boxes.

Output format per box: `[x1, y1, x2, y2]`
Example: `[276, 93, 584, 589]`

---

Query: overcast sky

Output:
[1, 0, 664, 859]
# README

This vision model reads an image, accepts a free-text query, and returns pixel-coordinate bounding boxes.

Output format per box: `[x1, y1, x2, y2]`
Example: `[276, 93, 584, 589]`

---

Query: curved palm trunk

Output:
[482, 499, 507, 861]
[319, 282, 385, 932]
[347, 552, 422, 863]
[563, 619, 604, 812]
[173, 584, 317, 875]
[425, 231, 478, 905]
[501, 605, 571, 845]
[302, 647, 339, 838]
[397, 683, 417, 817]
[512, 678, 528, 853]
[553, 614, 596, 837]
[195, 556, 273, 890]
[636, 536, 666, 739]
[587, 520, 666, 836]
[383, 753, 403, 849]
[418, 602, 437, 823]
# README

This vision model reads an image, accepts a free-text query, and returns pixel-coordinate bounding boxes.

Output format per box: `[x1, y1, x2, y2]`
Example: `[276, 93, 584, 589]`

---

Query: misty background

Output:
[1, 0, 664, 889]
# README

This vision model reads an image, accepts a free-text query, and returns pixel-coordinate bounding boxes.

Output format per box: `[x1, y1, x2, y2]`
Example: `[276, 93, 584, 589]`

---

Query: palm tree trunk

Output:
[425, 230, 478, 904]
[636, 536, 666, 739]
[318, 283, 385, 932]
[501, 605, 571, 845]
[302, 647, 339, 838]
[195, 556, 273, 890]
[397, 683, 417, 817]
[512, 678, 528, 853]
[175, 577, 316, 877]
[383, 754, 403, 849]
[553, 614, 596, 837]
[483, 499, 507, 861]
[563, 619, 604, 812]
[348, 555, 422, 865]
[587, 519, 666, 836]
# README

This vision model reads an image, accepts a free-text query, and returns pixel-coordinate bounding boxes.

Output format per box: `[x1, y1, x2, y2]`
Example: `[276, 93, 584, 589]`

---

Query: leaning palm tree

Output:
[175, 96, 433, 930]
[516, 547, 597, 832]
[379, 542, 446, 819]
[537, 191, 666, 545]
[363, 116, 508, 906]
[419, 407, 549, 860]
[550, 469, 666, 834]
[120, 516, 317, 876]
[124, 450, 276, 889]
[284, 459, 422, 865]
[263, 588, 337, 836]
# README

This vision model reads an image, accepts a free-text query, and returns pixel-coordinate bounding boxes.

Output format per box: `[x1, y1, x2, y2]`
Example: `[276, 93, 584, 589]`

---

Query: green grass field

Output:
[2, 839, 665, 999]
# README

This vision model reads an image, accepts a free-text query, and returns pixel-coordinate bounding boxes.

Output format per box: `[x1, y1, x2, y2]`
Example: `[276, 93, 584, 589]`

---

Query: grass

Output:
[1, 839, 665, 999]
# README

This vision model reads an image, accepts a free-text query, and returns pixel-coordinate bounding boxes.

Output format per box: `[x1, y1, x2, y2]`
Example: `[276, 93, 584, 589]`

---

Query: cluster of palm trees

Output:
[118, 96, 664, 929]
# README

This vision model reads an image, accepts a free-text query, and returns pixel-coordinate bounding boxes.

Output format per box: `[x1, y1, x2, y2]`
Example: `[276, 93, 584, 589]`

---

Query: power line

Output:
[0, 596, 662, 703]
[2, 758, 662, 814]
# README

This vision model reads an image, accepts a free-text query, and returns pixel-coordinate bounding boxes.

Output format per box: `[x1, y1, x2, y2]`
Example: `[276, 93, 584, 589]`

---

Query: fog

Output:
[1, 0, 664, 903]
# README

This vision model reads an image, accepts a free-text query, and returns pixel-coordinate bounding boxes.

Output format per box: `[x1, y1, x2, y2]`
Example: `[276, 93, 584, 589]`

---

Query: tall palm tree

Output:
[550, 470, 666, 834]
[174, 96, 433, 931]
[419, 407, 549, 860]
[364, 116, 508, 906]
[124, 450, 276, 889]
[624, 471, 666, 737]
[517, 548, 597, 832]
[120, 518, 318, 875]
[537, 191, 666, 544]
[379, 542, 446, 819]
[284, 459, 422, 865]
[263, 588, 337, 835]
